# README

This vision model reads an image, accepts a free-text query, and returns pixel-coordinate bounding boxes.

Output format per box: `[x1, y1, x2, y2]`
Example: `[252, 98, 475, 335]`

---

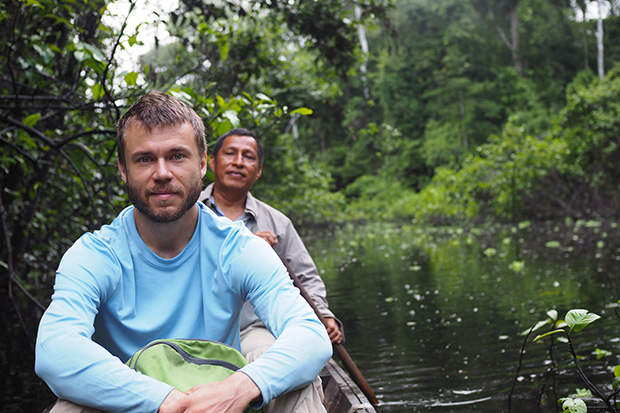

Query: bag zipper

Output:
[129, 339, 242, 372]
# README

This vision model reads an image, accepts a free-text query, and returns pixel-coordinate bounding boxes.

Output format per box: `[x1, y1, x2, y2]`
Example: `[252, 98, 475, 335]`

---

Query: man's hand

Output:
[159, 389, 186, 413]
[325, 317, 343, 344]
[254, 230, 278, 246]
[158, 372, 261, 413]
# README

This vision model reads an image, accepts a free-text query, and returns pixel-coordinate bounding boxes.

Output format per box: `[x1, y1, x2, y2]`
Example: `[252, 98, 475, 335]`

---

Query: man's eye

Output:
[244, 154, 256, 160]
[173, 153, 185, 160]
[139, 157, 151, 163]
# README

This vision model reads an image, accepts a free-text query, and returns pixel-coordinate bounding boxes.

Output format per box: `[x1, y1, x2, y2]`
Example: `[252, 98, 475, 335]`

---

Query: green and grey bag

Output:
[126, 338, 248, 391]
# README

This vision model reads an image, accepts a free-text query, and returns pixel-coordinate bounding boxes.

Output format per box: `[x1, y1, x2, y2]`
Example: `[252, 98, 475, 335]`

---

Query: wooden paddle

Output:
[276, 254, 379, 406]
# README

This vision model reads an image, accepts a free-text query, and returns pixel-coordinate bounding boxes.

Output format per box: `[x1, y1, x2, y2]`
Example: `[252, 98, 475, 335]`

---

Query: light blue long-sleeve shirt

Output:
[35, 202, 332, 412]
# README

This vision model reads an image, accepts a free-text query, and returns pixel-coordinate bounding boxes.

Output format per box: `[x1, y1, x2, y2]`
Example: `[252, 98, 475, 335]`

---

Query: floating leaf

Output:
[594, 348, 611, 359]
[509, 260, 525, 272]
[483, 247, 496, 257]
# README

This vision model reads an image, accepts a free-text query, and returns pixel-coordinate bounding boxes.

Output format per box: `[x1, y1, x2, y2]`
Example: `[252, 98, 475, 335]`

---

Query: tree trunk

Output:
[488, 1, 523, 76]
[355, 5, 370, 99]
[509, 7, 522, 76]
[597, 0, 605, 78]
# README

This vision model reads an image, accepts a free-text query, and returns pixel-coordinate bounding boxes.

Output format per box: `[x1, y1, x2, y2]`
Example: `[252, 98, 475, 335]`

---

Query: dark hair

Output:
[116, 91, 206, 168]
[212, 128, 264, 166]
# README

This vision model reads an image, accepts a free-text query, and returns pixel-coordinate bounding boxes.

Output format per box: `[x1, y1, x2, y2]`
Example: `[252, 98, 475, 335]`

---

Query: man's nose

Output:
[232, 152, 244, 165]
[154, 158, 172, 179]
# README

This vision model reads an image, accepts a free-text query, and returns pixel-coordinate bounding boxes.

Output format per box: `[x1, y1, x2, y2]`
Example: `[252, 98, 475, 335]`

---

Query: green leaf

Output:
[613, 376, 620, 391]
[24, 0, 43, 7]
[222, 110, 239, 127]
[613, 365, 620, 377]
[92, 83, 104, 100]
[81, 42, 106, 62]
[217, 37, 230, 61]
[255, 93, 274, 102]
[74, 50, 88, 62]
[23, 113, 41, 127]
[547, 310, 558, 321]
[290, 107, 313, 116]
[520, 319, 550, 336]
[124, 71, 139, 86]
[565, 309, 600, 333]
[533, 329, 566, 342]
[214, 120, 232, 137]
[561, 397, 587, 413]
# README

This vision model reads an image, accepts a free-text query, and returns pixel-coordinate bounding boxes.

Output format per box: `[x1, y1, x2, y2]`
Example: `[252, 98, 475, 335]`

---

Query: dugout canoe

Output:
[321, 358, 377, 413]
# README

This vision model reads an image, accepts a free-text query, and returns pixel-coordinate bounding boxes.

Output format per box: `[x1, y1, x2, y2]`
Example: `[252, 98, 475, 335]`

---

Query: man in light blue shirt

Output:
[35, 91, 332, 412]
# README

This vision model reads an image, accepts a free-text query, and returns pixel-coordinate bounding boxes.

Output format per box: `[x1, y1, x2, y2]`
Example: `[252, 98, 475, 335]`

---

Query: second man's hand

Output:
[254, 230, 278, 247]
[325, 317, 343, 344]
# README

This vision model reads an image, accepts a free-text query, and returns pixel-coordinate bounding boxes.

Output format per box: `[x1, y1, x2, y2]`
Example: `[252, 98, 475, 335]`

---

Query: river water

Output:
[303, 220, 620, 412]
[4, 219, 620, 412]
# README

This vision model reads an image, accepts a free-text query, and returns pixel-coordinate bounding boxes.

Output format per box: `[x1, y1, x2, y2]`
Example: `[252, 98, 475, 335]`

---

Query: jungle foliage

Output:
[2, 0, 620, 299]
[2, 0, 620, 409]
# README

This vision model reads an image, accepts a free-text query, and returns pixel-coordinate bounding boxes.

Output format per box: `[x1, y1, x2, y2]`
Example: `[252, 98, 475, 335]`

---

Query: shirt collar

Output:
[205, 183, 258, 230]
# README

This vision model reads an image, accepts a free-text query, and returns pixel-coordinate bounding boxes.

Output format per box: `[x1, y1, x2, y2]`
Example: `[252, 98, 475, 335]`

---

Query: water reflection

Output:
[304, 221, 620, 412]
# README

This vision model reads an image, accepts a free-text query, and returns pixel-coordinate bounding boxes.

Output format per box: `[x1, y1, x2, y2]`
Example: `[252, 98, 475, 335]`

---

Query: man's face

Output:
[118, 121, 207, 223]
[210, 135, 263, 194]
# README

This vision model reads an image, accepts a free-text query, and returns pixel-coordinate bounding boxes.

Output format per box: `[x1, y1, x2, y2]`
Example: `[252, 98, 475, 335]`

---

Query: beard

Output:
[126, 177, 203, 224]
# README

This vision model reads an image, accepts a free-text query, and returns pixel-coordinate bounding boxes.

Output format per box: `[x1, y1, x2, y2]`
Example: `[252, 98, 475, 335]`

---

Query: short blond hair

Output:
[116, 91, 206, 167]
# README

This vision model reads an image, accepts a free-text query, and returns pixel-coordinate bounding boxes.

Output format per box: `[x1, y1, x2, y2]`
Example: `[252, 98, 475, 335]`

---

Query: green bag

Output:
[126, 338, 260, 411]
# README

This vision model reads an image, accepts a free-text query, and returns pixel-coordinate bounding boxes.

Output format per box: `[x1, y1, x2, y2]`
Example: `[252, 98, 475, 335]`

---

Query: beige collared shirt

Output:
[200, 183, 336, 331]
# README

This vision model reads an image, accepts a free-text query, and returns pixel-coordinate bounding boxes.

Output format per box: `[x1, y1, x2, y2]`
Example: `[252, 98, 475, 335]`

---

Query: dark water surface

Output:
[303, 221, 620, 412]
[4, 220, 620, 412]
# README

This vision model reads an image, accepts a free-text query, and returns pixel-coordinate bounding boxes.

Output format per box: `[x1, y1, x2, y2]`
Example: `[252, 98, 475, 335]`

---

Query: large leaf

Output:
[560, 398, 587, 413]
[565, 309, 600, 333]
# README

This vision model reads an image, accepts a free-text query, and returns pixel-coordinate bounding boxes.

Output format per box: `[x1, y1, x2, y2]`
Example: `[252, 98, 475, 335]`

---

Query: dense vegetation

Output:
[2, 0, 620, 409]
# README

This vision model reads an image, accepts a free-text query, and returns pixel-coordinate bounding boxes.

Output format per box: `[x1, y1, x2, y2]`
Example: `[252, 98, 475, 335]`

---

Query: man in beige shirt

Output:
[200, 128, 343, 356]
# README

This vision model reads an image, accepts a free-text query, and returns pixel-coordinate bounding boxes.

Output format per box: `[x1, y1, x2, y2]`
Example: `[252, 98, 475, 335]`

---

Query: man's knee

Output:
[48, 399, 104, 413]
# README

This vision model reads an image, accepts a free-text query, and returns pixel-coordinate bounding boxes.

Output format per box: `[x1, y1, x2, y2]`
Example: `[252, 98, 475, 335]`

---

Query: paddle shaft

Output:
[277, 255, 379, 406]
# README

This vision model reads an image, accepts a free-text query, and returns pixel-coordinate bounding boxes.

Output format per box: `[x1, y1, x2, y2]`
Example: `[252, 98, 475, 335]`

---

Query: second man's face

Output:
[210, 135, 263, 194]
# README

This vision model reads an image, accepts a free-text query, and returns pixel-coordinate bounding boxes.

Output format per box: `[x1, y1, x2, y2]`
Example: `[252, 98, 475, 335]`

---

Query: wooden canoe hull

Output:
[321, 359, 377, 413]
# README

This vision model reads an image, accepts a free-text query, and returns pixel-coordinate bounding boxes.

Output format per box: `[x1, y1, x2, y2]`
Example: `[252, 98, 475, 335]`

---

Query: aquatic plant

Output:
[510, 307, 620, 412]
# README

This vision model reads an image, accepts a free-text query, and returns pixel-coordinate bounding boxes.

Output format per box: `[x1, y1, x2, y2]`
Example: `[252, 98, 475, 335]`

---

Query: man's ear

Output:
[200, 152, 208, 177]
[118, 158, 127, 183]
[256, 165, 263, 179]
